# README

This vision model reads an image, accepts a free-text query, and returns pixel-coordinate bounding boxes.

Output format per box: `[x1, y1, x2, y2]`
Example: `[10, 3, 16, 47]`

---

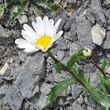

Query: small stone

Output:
[18, 15, 28, 24]
[103, 31, 110, 49]
[85, 9, 95, 24]
[57, 50, 65, 60]
[14, 68, 40, 98]
[83, 63, 95, 73]
[72, 85, 82, 100]
[14, 53, 45, 98]
[91, 24, 106, 45]
[87, 107, 94, 110]
[0, 84, 10, 99]
[55, 11, 67, 31]
[69, 42, 81, 56]
[77, 95, 83, 104]
[57, 37, 67, 50]
[21, 102, 30, 110]
[28, 7, 34, 15]
[58, 98, 64, 105]
[6, 86, 23, 110]
[69, 0, 76, 4]
[76, 16, 95, 49]
[90, 0, 107, 27]
[66, 96, 73, 101]
[69, 23, 77, 41]
[0, 25, 9, 38]
[106, 0, 110, 4]
[18, 51, 27, 62]
[72, 101, 84, 110]
[27, 83, 52, 110]
[64, 12, 77, 31]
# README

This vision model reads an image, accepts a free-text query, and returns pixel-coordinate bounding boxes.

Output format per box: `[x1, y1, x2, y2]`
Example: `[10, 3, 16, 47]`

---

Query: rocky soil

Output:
[0, 0, 110, 110]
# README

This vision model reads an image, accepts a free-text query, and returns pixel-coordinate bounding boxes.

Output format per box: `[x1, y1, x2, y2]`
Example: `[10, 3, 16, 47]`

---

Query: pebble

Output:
[106, 0, 110, 4]
[76, 16, 95, 50]
[90, 0, 107, 27]
[72, 101, 84, 110]
[18, 15, 28, 24]
[0, 25, 9, 38]
[91, 24, 106, 45]
[103, 31, 110, 49]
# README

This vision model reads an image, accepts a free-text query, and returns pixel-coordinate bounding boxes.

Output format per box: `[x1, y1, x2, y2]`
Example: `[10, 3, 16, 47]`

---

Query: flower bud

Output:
[83, 48, 92, 58]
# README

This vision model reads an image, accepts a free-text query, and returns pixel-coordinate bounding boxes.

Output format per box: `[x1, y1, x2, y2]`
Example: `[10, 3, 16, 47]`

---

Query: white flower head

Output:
[83, 48, 92, 58]
[15, 16, 63, 52]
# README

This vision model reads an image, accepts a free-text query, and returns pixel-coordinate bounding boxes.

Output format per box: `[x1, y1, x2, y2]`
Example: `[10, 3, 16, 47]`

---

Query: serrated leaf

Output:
[88, 76, 91, 83]
[46, 3, 59, 11]
[67, 49, 85, 70]
[0, 7, 4, 17]
[31, 0, 59, 12]
[30, 3, 43, 18]
[45, 76, 75, 107]
[104, 79, 110, 87]
[54, 62, 61, 74]
[12, 1, 29, 24]
[11, 0, 27, 3]
[98, 60, 109, 87]
[101, 60, 108, 71]
[0, 2, 11, 18]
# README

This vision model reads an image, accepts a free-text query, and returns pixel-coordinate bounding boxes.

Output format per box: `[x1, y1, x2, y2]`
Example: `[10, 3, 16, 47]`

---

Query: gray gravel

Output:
[0, 0, 110, 110]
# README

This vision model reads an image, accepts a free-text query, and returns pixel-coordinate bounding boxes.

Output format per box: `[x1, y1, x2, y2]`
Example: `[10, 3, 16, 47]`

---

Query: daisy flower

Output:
[15, 16, 63, 52]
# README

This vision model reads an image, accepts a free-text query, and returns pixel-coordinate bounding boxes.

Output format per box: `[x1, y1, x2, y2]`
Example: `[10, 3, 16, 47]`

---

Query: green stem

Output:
[90, 59, 107, 79]
[47, 51, 90, 91]
[47, 51, 110, 108]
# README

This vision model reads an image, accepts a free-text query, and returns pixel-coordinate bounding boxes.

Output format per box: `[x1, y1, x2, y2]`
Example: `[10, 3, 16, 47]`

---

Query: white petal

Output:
[32, 22, 44, 37]
[22, 30, 36, 43]
[43, 16, 50, 35]
[53, 31, 63, 42]
[36, 17, 44, 36]
[36, 44, 44, 50]
[15, 39, 35, 49]
[23, 24, 37, 39]
[49, 19, 54, 28]
[49, 26, 56, 38]
[55, 19, 62, 30]
[48, 19, 56, 37]
[24, 47, 39, 52]
[36, 16, 43, 24]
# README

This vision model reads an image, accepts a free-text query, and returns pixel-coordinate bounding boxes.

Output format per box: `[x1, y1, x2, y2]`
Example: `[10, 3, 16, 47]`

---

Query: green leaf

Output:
[30, 2, 43, 18]
[31, 0, 59, 11]
[12, 1, 29, 24]
[98, 60, 109, 87]
[0, 7, 4, 17]
[45, 76, 75, 107]
[104, 79, 110, 87]
[45, 2, 59, 11]
[54, 62, 61, 74]
[67, 49, 85, 70]
[88, 76, 91, 83]
[0, 2, 11, 18]
[101, 60, 108, 71]
[11, 0, 27, 3]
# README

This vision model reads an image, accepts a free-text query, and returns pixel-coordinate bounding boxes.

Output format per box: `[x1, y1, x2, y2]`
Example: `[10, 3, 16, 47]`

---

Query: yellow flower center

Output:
[36, 36, 51, 50]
